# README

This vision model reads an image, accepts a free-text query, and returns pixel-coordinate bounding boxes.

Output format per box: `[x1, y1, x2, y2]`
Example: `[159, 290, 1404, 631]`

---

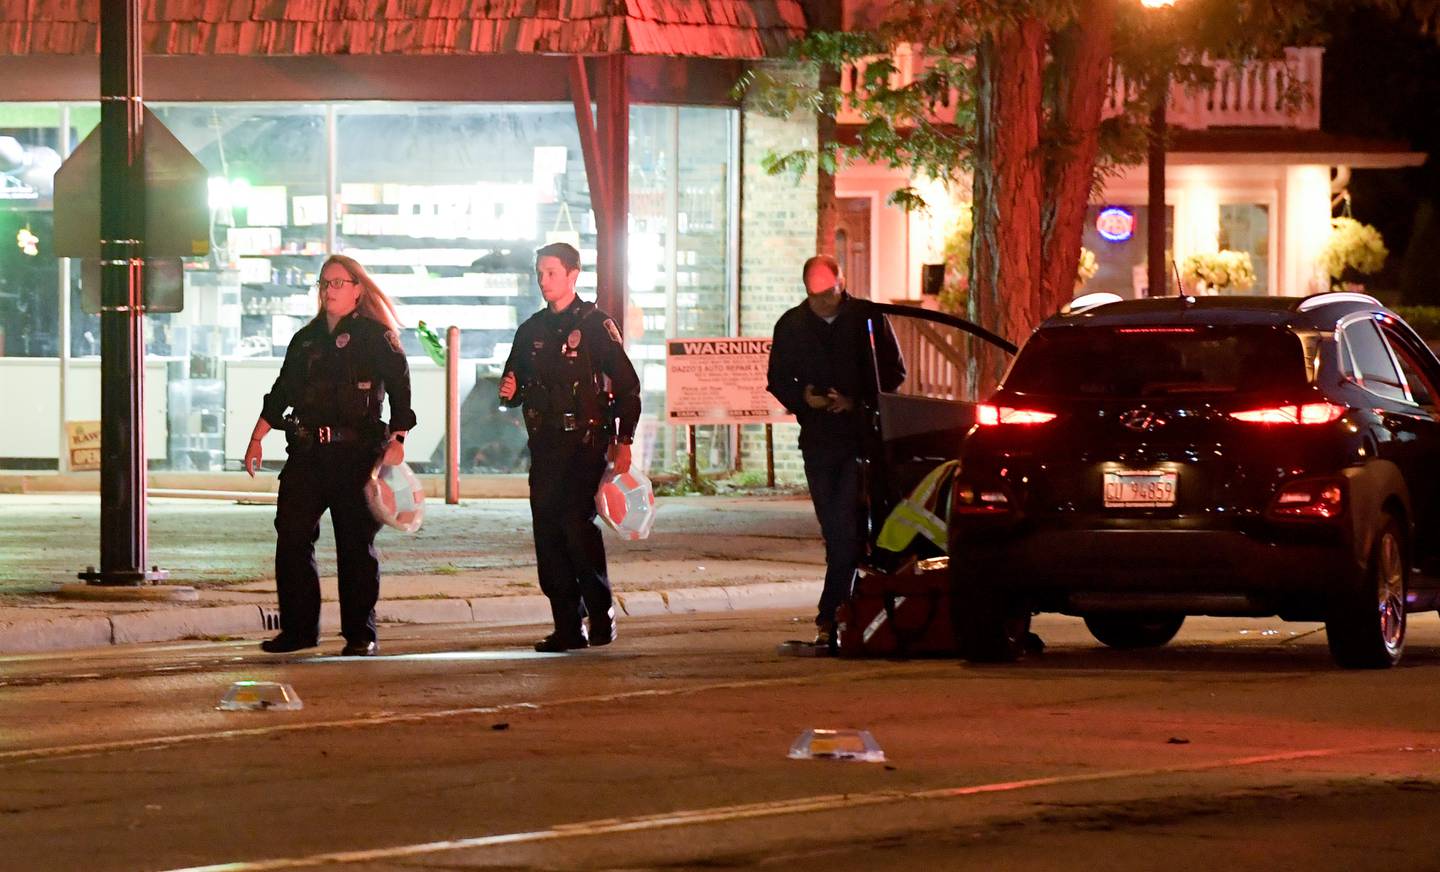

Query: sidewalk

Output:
[0, 493, 826, 654]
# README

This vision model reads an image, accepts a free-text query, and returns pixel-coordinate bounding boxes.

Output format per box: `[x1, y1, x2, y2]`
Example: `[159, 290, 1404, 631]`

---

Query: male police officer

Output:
[767, 255, 906, 651]
[500, 242, 641, 653]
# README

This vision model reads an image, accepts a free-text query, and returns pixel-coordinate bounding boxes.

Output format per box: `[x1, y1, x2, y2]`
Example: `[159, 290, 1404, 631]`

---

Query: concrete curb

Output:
[0, 581, 824, 655]
[0, 615, 113, 654]
[468, 595, 553, 627]
[111, 604, 265, 645]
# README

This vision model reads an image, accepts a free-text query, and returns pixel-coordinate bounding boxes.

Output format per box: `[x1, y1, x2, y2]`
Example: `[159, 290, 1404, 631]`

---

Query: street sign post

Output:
[55, 0, 204, 590]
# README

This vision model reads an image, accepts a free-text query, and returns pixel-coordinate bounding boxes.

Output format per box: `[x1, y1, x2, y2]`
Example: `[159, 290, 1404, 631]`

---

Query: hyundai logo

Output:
[1119, 409, 1168, 432]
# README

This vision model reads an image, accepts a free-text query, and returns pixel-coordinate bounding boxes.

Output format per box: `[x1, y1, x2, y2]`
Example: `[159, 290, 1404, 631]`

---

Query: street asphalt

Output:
[6, 611, 1440, 871]
[0, 492, 828, 654]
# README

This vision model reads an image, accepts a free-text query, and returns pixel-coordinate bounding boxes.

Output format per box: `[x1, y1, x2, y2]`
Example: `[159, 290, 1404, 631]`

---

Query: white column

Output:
[1176, 176, 1220, 264]
[1282, 165, 1332, 296]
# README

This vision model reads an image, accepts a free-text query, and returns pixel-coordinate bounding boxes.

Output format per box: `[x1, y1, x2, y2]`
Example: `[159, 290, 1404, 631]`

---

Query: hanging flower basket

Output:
[1181, 250, 1256, 295]
[1319, 216, 1387, 290]
[1074, 246, 1098, 293]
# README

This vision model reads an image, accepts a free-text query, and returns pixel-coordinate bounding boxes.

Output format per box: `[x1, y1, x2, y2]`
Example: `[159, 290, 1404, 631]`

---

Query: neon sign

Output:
[1096, 207, 1135, 242]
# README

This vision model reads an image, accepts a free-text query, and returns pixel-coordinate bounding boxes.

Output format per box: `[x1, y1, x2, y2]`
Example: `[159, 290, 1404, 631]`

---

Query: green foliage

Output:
[1181, 250, 1257, 293]
[739, 1, 1372, 213]
[1320, 216, 1389, 283]
[653, 465, 717, 497]
[728, 469, 771, 489]
[1075, 246, 1099, 290]
[938, 203, 974, 315]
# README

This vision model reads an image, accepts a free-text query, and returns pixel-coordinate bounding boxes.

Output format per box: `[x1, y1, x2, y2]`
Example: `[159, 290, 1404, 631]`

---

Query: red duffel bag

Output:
[836, 556, 957, 658]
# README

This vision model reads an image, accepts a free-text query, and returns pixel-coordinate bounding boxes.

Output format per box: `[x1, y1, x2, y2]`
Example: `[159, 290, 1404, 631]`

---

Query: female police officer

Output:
[243, 255, 416, 656]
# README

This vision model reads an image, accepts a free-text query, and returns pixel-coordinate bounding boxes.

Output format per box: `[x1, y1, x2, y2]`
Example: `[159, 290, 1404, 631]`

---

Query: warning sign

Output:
[66, 420, 101, 471]
[665, 338, 794, 426]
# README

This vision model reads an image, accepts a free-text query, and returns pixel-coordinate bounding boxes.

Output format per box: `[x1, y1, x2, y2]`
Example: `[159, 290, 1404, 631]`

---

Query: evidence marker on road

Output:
[217, 681, 303, 712]
[788, 728, 886, 762]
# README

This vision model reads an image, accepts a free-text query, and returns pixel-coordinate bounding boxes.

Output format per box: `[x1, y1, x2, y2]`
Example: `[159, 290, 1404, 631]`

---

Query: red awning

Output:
[1, 0, 807, 59]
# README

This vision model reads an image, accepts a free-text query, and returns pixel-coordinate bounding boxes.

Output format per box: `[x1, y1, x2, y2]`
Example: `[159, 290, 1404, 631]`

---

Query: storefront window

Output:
[330, 103, 591, 473]
[1082, 204, 1174, 298]
[0, 103, 65, 358]
[630, 105, 737, 475]
[0, 100, 738, 475]
[1219, 203, 1271, 295]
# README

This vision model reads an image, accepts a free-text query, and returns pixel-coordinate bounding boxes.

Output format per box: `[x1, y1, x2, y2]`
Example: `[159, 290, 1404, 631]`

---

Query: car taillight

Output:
[976, 404, 1057, 426]
[1267, 480, 1345, 520]
[1229, 402, 1345, 425]
[953, 483, 1012, 515]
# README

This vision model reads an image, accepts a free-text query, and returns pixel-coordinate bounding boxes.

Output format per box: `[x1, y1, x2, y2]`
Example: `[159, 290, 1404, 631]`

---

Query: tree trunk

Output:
[969, 18, 1046, 390]
[806, 0, 842, 259]
[1042, 0, 1116, 314]
[816, 77, 839, 258]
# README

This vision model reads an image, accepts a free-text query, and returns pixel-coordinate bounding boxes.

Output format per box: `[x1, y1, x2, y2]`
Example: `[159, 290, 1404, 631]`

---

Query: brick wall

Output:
[738, 90, 817, 482]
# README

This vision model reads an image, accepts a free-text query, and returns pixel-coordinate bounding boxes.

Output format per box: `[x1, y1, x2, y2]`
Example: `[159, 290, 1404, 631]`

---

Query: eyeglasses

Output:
[315, 277, 359, 290]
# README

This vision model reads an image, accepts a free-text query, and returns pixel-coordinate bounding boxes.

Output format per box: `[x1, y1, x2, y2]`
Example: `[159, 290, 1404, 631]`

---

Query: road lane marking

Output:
[302, 651, 564, 662]
[160, 743, 1435, 872]
[0, 667, 911, 764]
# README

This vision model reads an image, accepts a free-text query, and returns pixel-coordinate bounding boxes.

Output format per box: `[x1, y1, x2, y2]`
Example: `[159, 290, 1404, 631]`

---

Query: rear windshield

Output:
[1003, 326, 1309, 398]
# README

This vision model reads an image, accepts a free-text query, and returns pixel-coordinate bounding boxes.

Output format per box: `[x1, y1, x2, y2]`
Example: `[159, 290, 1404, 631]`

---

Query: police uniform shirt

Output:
[261, 312, 417, 437]
[501, 298, 641, 442]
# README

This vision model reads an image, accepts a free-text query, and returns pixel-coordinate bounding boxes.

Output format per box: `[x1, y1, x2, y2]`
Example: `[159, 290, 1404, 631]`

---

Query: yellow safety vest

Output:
[875, 460, 960, 554]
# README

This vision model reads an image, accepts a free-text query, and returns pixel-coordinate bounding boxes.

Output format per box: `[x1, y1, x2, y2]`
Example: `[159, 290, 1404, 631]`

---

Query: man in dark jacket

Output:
[766, 255, 906, 649]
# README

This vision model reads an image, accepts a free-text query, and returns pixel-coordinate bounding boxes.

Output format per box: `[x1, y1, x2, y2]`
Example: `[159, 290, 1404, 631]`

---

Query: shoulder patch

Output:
[603, 318, 623, 344]
[385, 330, 403, 353]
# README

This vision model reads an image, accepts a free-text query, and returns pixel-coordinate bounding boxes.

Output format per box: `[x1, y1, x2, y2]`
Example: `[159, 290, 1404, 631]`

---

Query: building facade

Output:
[831, 46, 1425, 306]
[0, 1, 821, 478]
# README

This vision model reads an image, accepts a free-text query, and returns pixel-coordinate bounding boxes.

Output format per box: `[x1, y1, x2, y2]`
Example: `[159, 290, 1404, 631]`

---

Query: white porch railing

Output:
[837, 43, 964, 125]
[889, 313, 976, 402]
[1104, 47, 1323, 130]
[839, 45, 1323, 130]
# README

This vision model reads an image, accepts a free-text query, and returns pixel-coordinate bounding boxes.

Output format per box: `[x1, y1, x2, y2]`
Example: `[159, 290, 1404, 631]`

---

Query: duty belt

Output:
[286, 418, 365, 445]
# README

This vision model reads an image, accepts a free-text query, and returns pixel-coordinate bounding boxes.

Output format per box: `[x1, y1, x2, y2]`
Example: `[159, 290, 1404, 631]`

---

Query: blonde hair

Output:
[313, 254, 402, 332]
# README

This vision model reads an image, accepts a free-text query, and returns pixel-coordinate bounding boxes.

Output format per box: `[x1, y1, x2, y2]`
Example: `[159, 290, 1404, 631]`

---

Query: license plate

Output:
[1103, 469, 1178, 508]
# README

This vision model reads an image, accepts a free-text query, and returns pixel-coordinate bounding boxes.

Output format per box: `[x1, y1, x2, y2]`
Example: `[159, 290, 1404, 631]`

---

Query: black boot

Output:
[260, 633, 318, 654]
[534, 630, 589, 653]
[588, 608, 617, 647]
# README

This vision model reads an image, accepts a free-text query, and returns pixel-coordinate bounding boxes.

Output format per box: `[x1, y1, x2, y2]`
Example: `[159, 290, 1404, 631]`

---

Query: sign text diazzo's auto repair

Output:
[665, 338, 795, 425]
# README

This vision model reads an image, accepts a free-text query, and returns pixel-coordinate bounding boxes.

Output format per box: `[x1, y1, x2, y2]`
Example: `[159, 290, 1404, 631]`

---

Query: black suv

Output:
[949, 293, 1440, 668]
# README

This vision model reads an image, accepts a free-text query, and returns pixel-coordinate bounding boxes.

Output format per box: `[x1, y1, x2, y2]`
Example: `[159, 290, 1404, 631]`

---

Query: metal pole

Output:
[595, 54, 628, 320]
[728, 111, 743, 477]
[663, 107, 679, 473]
[325, 105, 337, 255]
[57, 104, 72, 475]
[445, 325, 460, 505]
[687, 424, 698, 486]
[83, 0, 162, 586]
[764, 423, 775, 489]
[1146, 76, 1168, 298]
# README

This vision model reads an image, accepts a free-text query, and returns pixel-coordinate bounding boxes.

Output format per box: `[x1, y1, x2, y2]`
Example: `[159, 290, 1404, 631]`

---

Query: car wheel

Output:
[954, 581, 1030, 663]
[1082, 614, 1185, 650]
[1326, 514, 1407, 669]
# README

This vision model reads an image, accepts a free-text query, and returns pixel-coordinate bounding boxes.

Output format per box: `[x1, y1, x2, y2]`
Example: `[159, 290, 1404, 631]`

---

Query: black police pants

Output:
[803, 444, 864, 628]
[274, 443, 383, 644]
[528, 433, 612, 638]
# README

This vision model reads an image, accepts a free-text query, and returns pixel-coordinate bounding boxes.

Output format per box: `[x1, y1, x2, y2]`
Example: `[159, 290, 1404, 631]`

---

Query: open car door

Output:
[861, 304, 1017, 547]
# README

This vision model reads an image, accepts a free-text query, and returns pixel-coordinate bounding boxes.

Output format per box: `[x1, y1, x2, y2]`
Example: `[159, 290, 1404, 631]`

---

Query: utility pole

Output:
[1146, 86, 1168, 298]
[77, 0, 165, 587]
